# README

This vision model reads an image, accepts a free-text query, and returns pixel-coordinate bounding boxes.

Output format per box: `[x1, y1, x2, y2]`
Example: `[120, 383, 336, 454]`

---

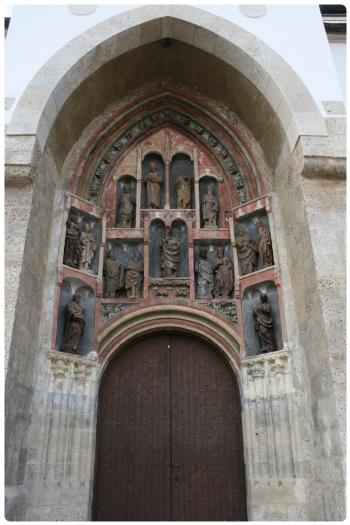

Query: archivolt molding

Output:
[74, 92, 261, 206]
[97, 304, 242, 379]
[6, 5, 326, 175]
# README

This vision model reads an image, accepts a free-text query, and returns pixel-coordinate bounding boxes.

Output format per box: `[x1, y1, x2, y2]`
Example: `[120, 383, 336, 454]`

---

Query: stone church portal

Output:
[5, 6, 345, 521]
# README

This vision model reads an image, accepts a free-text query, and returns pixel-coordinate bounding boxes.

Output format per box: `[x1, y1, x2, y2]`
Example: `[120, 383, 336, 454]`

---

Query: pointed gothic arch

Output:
[5, 5, 345, 522]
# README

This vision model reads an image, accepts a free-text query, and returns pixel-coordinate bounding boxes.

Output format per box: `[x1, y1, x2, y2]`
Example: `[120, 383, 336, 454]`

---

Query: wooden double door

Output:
[93, 333, 247, 521]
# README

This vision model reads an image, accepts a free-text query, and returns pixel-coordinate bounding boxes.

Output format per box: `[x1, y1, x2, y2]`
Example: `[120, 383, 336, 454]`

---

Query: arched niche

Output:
[149, 219, 165, 278]
[199, 176, 219, 228]
[104, 241, 144, 298]
[115, 175, 136, 227]
[63, 209, 101, 275]
[170, 153, 194, 209]
[235, 210, 274, 275]
[55, 278, 95, 356]
[194, 241, 234, 299]
[141, 153, 165, 209]
[242, 281, 283, 356]
[170, 220, 188, 277]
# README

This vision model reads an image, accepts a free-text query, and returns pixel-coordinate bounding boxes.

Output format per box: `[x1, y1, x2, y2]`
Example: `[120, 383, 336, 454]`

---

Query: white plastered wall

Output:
[5, 4, 344, 124]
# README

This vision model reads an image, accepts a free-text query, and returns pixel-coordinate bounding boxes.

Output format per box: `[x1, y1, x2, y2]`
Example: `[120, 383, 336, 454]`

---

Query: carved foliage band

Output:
[88, 108, 247, 203]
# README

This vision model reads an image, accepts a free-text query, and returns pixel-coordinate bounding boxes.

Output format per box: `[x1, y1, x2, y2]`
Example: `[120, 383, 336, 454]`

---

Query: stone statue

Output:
[235, 223, 258, 275]
[253, 292, 277, 354]
[124, 250, 143, 298]
[62, 294, 85, 354]
[63, 215, 81, 268]
[79, 222, 96, 271]
[195, 248, 214, 298]
[213, 247, 234, 298]
[256, 218, 274, 268]
[175, 176, 192, 209]
[160, 231, 180, 277]
[144, 161, 162, 208]
[104, 252, 123, 298]
[202, 183, 219, 228]
[118, 185, 135, 227]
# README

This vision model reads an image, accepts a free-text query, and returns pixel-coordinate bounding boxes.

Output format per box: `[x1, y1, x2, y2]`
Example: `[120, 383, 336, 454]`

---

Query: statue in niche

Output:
[79, 222, 96, 271]
[118, 185, 135, 227]
[253, 292, 277, 354]
[195, 248, 214, 298]
[235, 223, 258, 275]
[213, 247, 234, 298]
[256, 218, 274, 268]
[144, 161, 162, 208]
[202, 183, 219, 228]
[124, 250, 143, 298]
[103, 252, 123, 298]
[160, 230, 180, 277]
[63, 215, 81, 268]
[61, 294, 85, 354]
[175, 176, 192, 209]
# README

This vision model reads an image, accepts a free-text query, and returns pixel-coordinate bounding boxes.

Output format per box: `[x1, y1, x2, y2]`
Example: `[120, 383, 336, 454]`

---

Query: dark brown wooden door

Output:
[93, 333, 247, 521]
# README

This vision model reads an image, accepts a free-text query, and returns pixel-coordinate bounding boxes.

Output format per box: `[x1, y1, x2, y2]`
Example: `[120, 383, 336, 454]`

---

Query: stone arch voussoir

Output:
[7, 4, 326, 171]
[97, 304, 242, 384]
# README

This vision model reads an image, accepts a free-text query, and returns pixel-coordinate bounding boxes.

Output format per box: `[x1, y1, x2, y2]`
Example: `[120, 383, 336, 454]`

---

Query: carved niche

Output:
[56, 278, 95, 356]
[103, 242, 144, 299]
[63, 210, 101, 274]
[235, 211, 274, 275]
[242, 282, 283, 356]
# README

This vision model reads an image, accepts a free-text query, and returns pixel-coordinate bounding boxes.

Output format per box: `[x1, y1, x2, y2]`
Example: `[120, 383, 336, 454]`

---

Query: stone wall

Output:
[5, 7, 345, 521]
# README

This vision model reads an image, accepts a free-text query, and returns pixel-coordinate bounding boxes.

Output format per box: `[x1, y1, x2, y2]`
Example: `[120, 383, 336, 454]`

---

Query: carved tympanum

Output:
[160, 231, 180, 276]
[213, 248, 234, 298]
[256, 219, 274, 268]
[144, 161, 162, 209]
[175, 176, 192, 209]
[63, 216, 81, 268]
[61, 294, 85, 354]
[202, 183, 218, 228]
[235, 223, 258, 275]
[253, 292, 277, 354]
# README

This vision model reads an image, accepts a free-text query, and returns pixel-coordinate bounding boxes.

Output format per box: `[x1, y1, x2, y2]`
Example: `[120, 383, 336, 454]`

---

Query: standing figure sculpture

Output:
[175, 176, 192, 209]
[62, 294, 85, 354]
[160, 231, 180, 277]
[103, 252, 123, 298]
[118, 185, 135, 227]
[202, 183, 219, 228]
[256, 218, 274, 268]
[253, 292, 277, 353]
[144, 161, 162, 209]
[63, 215, 81, 268]
[195, 248, 214, 298]
[79, 222, 96, 271]
[235, 223, 258, 275]
[213, 247, 234, 298]
[124, 250, 143, 298]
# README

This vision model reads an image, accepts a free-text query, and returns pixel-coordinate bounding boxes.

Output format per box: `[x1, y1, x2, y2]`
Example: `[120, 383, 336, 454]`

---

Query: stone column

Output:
[135, 147, 142, 227]
[24, 352, 99, 521]
[193, 148, 200, 228]
[241, 348, 312, 520]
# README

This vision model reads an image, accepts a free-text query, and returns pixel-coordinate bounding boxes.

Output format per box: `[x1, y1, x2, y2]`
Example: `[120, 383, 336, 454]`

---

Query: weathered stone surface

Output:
[5, 7, 345, 522]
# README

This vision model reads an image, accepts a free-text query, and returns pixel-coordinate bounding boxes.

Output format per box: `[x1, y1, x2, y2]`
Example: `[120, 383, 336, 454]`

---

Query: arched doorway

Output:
[93, 332, 247, 521]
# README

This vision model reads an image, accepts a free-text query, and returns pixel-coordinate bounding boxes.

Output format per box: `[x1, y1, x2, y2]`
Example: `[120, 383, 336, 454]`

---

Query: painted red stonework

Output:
[55, 91, 286, 358]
